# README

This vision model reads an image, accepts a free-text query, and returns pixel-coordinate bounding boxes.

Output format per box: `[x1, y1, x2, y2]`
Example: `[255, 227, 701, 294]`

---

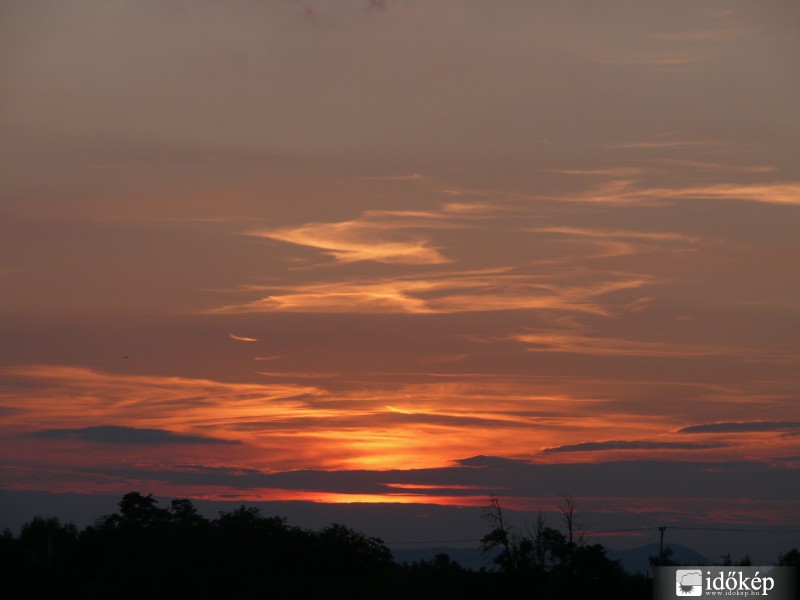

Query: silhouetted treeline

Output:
[1, 492, 396, 599]
[1, 492, 796, 599]
[479, 496, 650, 599]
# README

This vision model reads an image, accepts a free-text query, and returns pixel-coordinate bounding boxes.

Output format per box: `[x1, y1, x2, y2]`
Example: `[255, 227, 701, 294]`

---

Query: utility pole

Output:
[659, 526, 667, 556]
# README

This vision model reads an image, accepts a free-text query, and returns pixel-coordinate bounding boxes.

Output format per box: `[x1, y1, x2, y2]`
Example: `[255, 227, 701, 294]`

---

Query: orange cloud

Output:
[0, 364, 677, 473]
[0, 365, 325, 436]
[531, 227, 698, 243]
[208, 269, 654, 315]
[2, 361, 797, 500]
[229, 333, 258, 342]
[245, 201, 510, 266]
[646, 159, 777, 174]
[559, 178, 800, 207]
[513, 330, 741, 358]
[655, 182, 800, 206]
[528, 226, 702, 260]
[247, 208, 458, 264]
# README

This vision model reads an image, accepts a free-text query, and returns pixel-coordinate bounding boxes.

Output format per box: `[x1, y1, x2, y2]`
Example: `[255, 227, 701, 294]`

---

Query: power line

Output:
[669, 526, 800, 534]
[589, 526, 659, 534]
[590, 525, 800, 535]
[387, 538, 480, 545]
[387, 525, 800, 546]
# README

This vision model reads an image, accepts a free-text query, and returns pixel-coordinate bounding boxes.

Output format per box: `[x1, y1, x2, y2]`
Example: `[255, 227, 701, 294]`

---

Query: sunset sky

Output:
[1, 0, 799, 559]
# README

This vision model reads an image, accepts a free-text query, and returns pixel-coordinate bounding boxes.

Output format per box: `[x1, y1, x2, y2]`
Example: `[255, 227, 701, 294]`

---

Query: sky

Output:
[1, 0, 799, 560]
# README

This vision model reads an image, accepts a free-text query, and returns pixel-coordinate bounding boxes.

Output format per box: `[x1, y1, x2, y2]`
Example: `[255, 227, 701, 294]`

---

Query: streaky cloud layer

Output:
[542, 440, 729, 453]
[0, 1, 798, 554]
[677, 421, 800, 434]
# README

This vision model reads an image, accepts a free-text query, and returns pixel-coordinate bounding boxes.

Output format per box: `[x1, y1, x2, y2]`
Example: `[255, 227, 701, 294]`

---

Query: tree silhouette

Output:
[3, 490, 788, 600]
[558, 495, 578, 546]
[721, 551, 753, 566]
[169, 497, 206, 527]
[478, 496, 646, 599]
[778, 548, 800, 567]
[2, 516, 80, 597]
[480, 495, 515, 571]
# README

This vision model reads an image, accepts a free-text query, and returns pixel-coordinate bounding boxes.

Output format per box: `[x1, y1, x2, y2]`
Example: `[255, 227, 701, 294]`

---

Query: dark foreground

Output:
[3, 492, 795, 599]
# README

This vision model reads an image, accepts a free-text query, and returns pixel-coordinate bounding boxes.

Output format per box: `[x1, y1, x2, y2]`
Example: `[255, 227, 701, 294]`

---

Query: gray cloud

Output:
[542, 440, 729, 453]
[28, 425, 239, 446]
[41, 455, 797, 502]
[227, 411, 538, 432]
[677, 421, 800, 434]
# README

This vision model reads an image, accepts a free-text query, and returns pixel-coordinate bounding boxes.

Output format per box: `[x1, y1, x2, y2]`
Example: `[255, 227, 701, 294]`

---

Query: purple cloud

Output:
[677, 421, 800, 434]
[28, 425, 239, 446]
[542, 440, 728, 453]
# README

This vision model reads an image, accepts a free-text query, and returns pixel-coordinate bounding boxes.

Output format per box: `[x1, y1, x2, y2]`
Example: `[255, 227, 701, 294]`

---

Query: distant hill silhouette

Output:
[392, 546, 492, 571]
[606, 543, 710, 574]
[393, 542, 712, 574]
[2, 492, 795, 599]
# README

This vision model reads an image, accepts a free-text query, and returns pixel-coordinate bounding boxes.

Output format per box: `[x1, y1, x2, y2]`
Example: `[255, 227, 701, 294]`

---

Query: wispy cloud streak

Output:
[677, 421, 800, 434]
[208, 269, 653, 315]
[513, 330, 752, 359]
[560, 179, 800, 206]
[229, 333, 258, 342]
[247, 208, 460, 264]
[542, 440, 729, 453]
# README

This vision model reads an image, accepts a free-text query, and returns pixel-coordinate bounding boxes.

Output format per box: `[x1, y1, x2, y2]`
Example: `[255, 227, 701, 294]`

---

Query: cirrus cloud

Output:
[229, 333, 259, 342]
[208, 268, 653, 315]
[247, 209, 456, 265]
[542, 440, 729, 453]
[677, 421, 800, 434]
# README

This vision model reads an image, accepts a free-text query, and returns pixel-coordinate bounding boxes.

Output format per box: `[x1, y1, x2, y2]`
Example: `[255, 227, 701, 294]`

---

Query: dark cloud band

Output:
[28, 425, 239, 446]
[677, 422, 800, 434]
[542, 440, 728, 453]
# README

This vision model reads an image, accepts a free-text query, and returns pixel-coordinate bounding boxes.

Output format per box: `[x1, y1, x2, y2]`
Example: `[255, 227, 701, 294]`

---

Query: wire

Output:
[588, 526, 659, 534]
[387, 525, 800, 545]
[669, 526, 800, 534]
[388, 538, 480, 545]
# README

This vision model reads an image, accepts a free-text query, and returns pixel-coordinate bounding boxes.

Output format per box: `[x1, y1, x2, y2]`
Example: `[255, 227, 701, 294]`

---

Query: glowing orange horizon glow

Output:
[2, 363, 797, 486]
